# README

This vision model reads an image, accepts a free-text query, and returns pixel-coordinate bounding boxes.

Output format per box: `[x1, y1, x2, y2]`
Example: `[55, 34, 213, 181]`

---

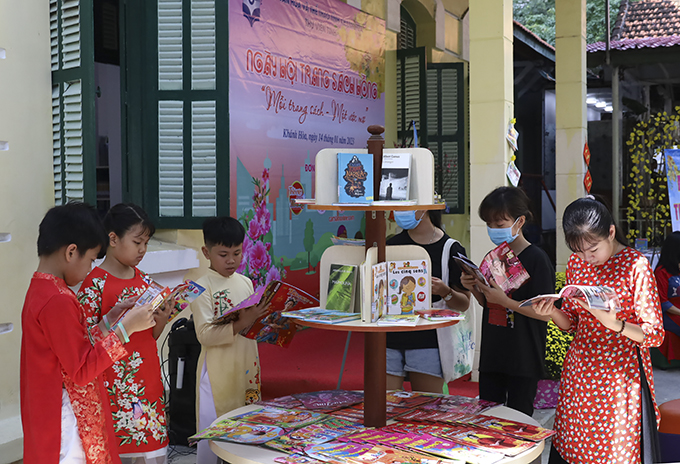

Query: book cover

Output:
[479, 242, 530, 295]
[230, 406, 325, 429]
[302, 311, 361, 324]
[304, 442, 375, 464]
[376, 314, 419, 326]
[326, 264, 358, 312]
[187, 418, 284, 444]
[370, 262, 388, 323]
[421, 396, 499, 415]
[273, 454, 327, 464]
[518, 284, 621, 312]
[167, 280, 206, 322]
[416, 309, 465, 321]
[386, 259, 430, 315]
[292, 390, 364, 410]
[386, 390, 438, 408]
[464, 415, 555, 442]
[345, 443, 460, 464]
[134, 281, 170, 312]
[273, 417, 364, 449]
[451, 253, 489, 287]
[378, 152, 411, 202]
[257, 395, 304, 410]
[436, 428, 536, 457]
[337, 153, 373, 204]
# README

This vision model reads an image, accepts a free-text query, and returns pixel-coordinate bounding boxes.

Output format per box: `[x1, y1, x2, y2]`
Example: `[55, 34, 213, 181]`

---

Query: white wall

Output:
[0, 0, 55, 461]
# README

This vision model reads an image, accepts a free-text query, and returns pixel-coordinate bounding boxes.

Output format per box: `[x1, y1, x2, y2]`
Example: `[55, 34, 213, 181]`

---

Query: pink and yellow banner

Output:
[229, 0, 385, 292]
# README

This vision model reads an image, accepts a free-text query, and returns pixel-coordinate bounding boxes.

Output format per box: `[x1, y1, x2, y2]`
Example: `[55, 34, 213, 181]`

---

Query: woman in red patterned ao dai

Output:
[533, 197, 664, 464]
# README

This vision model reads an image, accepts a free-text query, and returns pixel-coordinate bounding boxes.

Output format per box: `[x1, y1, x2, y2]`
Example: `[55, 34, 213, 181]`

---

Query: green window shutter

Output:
[426, 63, 465, 214]
[396, 47, 427, 147]
[50, 0, 96, 206]
[124, 0, 225, 228]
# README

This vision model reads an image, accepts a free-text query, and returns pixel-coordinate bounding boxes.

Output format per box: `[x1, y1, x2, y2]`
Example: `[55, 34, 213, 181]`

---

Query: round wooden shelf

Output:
[292, 317, 458, 332]
[303, 203, 446, 211]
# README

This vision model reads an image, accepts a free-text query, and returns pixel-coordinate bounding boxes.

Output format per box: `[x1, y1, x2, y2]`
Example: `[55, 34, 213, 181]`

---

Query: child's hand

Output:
[431, 277, 449, 298]
[232, 301, 269, 335]
[107, 298, 136, 325]
[154, 297, 175, 323]
[119, 303, 156, 336]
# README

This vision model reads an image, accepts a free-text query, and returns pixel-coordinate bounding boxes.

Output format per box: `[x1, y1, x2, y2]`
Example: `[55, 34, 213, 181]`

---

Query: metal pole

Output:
[612, 66, 620, 223]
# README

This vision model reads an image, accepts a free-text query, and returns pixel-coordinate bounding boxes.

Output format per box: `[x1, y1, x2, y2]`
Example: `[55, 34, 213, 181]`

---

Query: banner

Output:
[665, 149, 680, 231]
[229, 0, 385, 292]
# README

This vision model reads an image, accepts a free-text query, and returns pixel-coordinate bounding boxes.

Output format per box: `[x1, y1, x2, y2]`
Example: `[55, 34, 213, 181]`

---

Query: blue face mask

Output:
[394, 210, 424, 230]
[487, 218, 520, 246]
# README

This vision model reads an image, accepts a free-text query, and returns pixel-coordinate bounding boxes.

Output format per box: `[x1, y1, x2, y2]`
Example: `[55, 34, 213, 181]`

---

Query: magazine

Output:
[479, 242, 530, 295]
[304, 441, 375, 464]
[167, 280, 206, 321]
[421, 396, 499, 415]
[464, 415, 555, 442]
[268, 417, 364, 451]
[385, 390, 438, 408]
[345, 443, 464, 464]
[518, 284, 621, 311]
[337, 153, 374, 204]
[301, 311, 361, 324]
[416, 309, 465, 321]
[188, 418, 284, 444]
[292, 390, 364, 410]
[451, 253, 489, 287]
[369, 262, 388, 323]
[274, 454, 326, 464]
[378, 152, 411, 202]
[435, 428, 536, 457]
[230, 406, 325, 429]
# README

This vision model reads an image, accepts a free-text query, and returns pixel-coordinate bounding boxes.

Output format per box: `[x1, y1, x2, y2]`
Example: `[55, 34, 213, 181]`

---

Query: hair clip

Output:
[585, 194, 595, 200]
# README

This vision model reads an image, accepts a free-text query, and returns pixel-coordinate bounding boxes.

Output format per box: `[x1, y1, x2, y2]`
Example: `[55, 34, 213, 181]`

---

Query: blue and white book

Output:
[337, 153, 373, 204]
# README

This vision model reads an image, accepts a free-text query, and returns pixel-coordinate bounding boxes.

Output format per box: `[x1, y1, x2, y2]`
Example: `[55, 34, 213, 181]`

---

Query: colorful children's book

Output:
[212, 280, 318, 326]
[304, 441, 375, 464]
[479, 242, 530, 295]
[230, 406, 325, 429]
[292, 390, 364, 410]
[274, 454, 327, 464]
[326, 264, 358, 312]
[376, 314, 420, 326]
[463, 415, 555, 442]
[257, 395, 304, 410]
[421, 396, 499, 415]
[188, 418, 284, 444]
[451, 253, 490, 287]
[283, 308, 333, 319]
[416, 309, 465, 321]
[337, 153, 373, 204]
[387, 259, 430, 315]
[167, 280, 206, 321]
[518, 284, 621, 312]
[377, 152, 411, 202]
[386, 390, 438, 409]
[368, 262, 388, 323]
[345, 443, 463, 464]
[435, 428, 536, 457]
[270, 417, 364, 450]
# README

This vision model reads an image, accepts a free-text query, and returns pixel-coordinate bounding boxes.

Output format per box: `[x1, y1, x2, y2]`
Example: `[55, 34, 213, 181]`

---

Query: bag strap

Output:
[441, 237, 457, 285]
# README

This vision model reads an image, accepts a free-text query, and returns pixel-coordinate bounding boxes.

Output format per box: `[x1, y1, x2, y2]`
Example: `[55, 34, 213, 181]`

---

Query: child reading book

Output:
[21, 202, 156, 464]
[532, 196, 664, 464]
[78, 203, 172, 463]
[460, 186, 554, 416]
[190, 216, 268, 464]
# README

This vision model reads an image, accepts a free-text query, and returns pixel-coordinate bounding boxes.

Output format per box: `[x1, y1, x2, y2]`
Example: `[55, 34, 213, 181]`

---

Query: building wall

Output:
[0, 0, 54, 461]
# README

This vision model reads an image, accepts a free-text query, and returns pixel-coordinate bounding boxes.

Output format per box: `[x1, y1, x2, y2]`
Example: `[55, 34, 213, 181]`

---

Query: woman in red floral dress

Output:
[78, 204, 172, 464]
[534, 197, 664, 464]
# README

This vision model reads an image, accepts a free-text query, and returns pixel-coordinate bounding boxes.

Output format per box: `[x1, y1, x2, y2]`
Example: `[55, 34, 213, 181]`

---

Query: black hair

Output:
[428, 209, 443, 230]
[103, 203, 155, 238]
[37, 202, 108, 257]
[562, 195, 628, 253]
[202, 216, 245, 248]
[478, 186, 534, 225]
[657, 231, 680, 275]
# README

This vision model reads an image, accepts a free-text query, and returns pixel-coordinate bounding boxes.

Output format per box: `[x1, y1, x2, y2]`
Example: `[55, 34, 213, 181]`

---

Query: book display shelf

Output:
[294, 126, 452, 428]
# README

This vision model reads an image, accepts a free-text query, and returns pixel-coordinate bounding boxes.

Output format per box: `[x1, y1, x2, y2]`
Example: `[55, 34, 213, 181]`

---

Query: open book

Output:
[453, 242, 529, 295]
[518, 285, 621, 311]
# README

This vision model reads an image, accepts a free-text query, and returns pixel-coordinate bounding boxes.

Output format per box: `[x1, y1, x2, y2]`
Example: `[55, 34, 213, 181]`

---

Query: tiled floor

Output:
[118, 365, 680, 464]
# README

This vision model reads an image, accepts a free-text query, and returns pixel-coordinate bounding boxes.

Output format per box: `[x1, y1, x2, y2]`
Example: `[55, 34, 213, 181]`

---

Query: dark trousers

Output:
[478, 371, 539, 417]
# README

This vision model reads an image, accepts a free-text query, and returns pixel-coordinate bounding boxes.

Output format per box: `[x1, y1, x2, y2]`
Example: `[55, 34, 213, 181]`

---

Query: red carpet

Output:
[259, 327, 479, 400]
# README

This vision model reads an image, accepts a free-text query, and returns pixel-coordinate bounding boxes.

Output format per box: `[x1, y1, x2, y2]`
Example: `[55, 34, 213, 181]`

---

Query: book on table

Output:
[376, 152, 411, 203]
[188, 418, 284, 444]
[518, 284, 621, 311]
[369, 262, 387, 323]
[376, 314, 419, 326]
[386, 259, 430, 315]
[416, 309, 465, 321]
[337, 153, 373, 204]
[326, 264, 358, 312]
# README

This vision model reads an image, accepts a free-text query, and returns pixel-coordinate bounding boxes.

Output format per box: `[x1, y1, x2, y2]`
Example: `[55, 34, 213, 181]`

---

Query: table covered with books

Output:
[193, 390, 550, 464]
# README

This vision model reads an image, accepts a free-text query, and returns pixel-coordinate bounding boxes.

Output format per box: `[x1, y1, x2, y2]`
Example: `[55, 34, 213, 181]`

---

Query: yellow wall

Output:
[0, 0, 54, 461]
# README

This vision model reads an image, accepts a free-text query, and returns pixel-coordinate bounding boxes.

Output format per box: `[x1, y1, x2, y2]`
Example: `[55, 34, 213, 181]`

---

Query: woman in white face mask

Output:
[460, 186, 554, 417]
[386, 209, 472, 393]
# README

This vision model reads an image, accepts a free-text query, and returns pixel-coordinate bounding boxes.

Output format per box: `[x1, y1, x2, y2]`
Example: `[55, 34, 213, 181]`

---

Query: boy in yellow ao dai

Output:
[190, 217, 268, 464]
